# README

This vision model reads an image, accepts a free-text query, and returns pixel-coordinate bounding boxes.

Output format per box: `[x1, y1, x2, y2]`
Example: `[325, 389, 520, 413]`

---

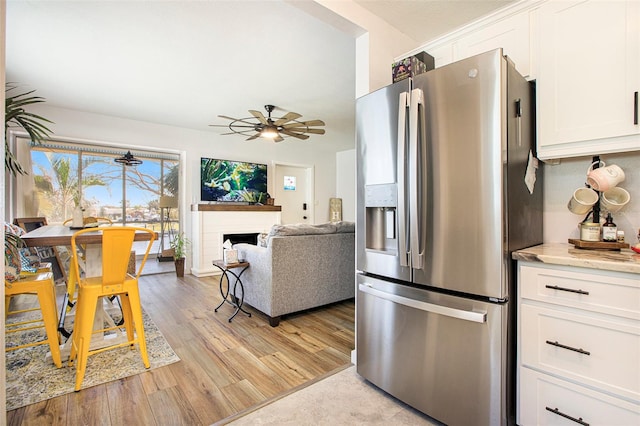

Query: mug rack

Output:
[590, 155, 602, 224]
[570, 154, 631, 250]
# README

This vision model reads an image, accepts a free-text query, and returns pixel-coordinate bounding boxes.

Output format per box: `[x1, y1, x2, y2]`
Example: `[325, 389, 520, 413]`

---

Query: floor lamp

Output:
[157, 195, 177, 261]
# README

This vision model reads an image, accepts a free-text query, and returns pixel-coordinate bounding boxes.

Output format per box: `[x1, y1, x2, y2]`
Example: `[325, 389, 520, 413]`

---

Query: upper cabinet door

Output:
[456, 12, 532, 78]
[537, 0, 640, 160]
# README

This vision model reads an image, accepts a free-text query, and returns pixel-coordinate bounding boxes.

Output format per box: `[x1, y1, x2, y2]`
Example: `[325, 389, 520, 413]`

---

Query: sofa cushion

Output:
[268, 222, 337, 237]
[334, 221, 355, 233]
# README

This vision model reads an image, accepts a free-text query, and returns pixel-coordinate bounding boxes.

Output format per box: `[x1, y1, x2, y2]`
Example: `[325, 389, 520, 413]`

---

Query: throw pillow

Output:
[258, 233, 269, 248]
[4, 222, 37, 280]
[5, 244, 21, 282]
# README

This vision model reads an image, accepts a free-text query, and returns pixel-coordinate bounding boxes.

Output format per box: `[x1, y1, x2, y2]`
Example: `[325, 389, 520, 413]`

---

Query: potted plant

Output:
[170, 232, 190, 277]
[5, 83, 54, 176]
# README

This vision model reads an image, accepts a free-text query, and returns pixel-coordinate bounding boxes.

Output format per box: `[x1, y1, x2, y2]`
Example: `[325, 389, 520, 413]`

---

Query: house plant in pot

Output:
[170, 232, 190, 277]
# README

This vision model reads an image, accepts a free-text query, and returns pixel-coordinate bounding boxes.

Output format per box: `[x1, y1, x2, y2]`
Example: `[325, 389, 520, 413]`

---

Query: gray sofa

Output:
[234, 222, 355, 326]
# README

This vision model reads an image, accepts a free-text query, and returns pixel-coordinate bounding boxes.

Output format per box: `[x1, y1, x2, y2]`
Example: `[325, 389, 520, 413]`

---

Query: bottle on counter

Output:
[602, 213, 617, 242]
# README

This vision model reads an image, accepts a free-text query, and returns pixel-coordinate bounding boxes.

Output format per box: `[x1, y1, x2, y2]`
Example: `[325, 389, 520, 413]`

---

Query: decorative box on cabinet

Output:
[517, 262, 640, 425]
[536, 0, 640, 160]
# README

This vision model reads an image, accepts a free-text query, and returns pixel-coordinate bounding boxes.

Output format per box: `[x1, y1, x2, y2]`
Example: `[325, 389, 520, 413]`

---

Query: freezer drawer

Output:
[356, 274, 509, 425]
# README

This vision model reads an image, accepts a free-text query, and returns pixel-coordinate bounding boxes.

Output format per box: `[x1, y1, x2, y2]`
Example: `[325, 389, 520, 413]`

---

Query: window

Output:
[18, 137, 179, 230]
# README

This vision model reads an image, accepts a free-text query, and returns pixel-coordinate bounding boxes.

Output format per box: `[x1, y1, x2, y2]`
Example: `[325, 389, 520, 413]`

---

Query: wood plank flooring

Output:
[6, 272, 355, 425]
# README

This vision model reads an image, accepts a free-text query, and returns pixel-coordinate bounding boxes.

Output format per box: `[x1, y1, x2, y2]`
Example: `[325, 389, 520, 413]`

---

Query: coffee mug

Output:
[601, 187, 630, 213]
[567, 187, 599, 215]
[586, 161, 625, 192]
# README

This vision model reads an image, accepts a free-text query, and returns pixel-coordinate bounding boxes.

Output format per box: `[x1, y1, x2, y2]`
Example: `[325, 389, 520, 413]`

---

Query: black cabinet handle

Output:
[545, 284, 589, 295]
[546, 407, 590, 426]
[634, 91, 638, 125]
[546, 340, 591, 356]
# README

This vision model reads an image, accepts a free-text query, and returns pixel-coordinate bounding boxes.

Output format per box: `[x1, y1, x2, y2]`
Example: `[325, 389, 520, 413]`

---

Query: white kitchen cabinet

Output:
[537, 0, 640, 160]
[456, 11, 532, 78]
[425, 43, 455, 68]
[517, 262, 640, 425]
[423, 8, 533, 76]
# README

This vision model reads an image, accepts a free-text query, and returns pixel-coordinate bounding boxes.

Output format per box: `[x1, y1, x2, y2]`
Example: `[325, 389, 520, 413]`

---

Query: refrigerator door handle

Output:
[409, 88, 424, 270]
[397, 91, 410, 267]
[359, 283, 487, 323]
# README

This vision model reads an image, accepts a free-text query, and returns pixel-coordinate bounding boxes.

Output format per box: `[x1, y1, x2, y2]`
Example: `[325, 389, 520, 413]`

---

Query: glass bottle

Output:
[601, 213, 617, 242]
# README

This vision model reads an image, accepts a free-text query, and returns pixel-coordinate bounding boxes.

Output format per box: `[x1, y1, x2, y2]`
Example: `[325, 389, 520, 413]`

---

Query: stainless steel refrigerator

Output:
[356, 49, 543, 425]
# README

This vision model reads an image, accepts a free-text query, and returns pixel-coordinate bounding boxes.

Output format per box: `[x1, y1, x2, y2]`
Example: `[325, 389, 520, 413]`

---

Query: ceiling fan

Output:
[210, 105, 325, 142]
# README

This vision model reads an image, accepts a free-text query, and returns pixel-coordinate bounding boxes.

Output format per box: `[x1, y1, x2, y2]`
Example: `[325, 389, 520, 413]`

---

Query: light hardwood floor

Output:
[6, 272, 355, 425]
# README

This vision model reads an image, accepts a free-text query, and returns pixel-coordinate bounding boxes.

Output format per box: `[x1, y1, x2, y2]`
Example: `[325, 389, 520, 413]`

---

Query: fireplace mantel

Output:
[192, 204, 281, 212]
[190, 204, 281, 277]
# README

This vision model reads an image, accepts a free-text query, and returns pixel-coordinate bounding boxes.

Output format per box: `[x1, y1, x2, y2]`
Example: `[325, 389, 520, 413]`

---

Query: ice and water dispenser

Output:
[364, 183, 398, 254]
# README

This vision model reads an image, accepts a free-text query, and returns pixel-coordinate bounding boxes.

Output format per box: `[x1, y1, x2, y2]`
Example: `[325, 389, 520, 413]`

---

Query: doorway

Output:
[274, 163, 314, 224]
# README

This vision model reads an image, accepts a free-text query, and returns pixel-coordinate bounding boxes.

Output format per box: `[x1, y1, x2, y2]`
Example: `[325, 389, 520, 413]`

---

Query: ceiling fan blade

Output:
[274, 134, 285, 142]
[217, 115, 256, 126]
[246, 133, 262, 141]
[249, 110, 268, 125]
[280, 129, 310, 140]
[273, 112, 302, 126]
[209, 124, 255, 128]
[304, 128, 325, 135]
[283, 119, 325, 129]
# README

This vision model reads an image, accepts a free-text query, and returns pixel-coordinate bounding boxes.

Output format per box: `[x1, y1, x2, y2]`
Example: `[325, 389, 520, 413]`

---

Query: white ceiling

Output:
[5, 0, 515, 152]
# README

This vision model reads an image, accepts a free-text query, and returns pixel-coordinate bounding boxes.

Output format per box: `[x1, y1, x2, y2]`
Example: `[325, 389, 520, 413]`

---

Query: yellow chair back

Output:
[70, 227, 155, 286]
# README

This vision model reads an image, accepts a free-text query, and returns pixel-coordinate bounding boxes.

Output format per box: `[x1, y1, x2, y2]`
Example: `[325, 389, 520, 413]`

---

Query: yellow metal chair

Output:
[5, 271, 63, 368]
[4, 262, 52, 318]
[67, 226, 155, 391]
[62, 216, 112, 309]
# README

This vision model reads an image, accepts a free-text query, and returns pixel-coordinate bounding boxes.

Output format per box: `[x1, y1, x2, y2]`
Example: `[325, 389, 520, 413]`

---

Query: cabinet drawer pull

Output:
[546, 340, 591, 355]
[546, 407, 590, 426]
[545, 284, 589, 295]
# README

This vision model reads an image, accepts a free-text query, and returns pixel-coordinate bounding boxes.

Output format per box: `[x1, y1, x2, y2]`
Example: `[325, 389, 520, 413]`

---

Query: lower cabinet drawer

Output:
[520, 303, 640, 401]
[518, 367, 640, 426]
[519, 264, 640, 319]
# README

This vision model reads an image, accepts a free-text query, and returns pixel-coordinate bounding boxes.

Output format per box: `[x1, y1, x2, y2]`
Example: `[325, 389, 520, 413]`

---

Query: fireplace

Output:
[223, 232, 259, 246]
[191, 205, 281, 277]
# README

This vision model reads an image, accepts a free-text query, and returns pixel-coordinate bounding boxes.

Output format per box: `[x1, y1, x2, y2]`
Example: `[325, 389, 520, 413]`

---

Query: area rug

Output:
[217, 365, 440, 425]
[5, 303, 180, 411]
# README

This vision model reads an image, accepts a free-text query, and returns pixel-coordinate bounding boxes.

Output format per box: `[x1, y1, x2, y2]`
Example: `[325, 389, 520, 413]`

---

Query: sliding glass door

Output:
[27, 140, 178, 226]
[16, 137, 180, 256]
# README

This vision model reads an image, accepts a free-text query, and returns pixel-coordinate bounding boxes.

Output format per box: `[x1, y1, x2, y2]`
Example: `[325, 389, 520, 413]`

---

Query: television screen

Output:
[200, 158, 268, 203]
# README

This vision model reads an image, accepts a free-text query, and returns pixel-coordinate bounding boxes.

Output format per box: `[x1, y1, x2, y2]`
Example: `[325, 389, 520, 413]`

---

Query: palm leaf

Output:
[5, 84, 54, 176]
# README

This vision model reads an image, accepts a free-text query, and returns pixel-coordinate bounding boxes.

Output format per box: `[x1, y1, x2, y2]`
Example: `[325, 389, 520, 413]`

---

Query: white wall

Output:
[314, 0, 418, 95]
[336, 149, 356, 222]
[543, 151, 639, 245]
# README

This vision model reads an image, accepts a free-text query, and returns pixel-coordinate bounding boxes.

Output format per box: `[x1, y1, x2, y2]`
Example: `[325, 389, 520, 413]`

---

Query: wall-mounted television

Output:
[200, 158, 268, 203]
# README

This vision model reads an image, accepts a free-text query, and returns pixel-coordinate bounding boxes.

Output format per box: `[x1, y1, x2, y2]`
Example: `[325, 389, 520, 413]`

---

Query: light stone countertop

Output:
[512, 243, 640, 275]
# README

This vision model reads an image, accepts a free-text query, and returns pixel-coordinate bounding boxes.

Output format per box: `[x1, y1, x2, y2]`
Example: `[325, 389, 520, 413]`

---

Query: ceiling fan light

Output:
[261, 125, 279, 139]
[215, 105, 325, 142]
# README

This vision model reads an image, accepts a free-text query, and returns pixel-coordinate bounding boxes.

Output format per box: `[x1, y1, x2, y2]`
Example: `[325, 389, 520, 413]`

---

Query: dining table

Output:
[20, 224, 157, 359]
[20, 224, 155, 247]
